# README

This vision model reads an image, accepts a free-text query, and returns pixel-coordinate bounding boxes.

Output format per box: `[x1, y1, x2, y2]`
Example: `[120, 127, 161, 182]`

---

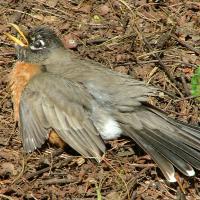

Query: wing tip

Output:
[166, 168, 195, 182]
[186, 168, 195, 177]
[167, 175, 176, 182]
[165, 170, 176, 182]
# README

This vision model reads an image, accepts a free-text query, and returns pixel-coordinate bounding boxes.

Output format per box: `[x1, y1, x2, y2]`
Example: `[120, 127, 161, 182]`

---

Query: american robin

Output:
[6, 24, 200, 182]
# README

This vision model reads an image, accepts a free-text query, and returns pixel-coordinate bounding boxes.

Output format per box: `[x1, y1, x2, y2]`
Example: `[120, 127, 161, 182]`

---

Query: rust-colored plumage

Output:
[10, 62, 41, 121]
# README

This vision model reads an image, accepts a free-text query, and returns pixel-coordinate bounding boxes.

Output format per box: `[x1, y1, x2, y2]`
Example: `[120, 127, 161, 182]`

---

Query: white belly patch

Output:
[99, 118, 122, 140]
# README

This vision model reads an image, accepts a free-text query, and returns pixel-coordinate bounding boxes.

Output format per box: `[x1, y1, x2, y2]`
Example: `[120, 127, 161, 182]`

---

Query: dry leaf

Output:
[0, 162, 17, 176]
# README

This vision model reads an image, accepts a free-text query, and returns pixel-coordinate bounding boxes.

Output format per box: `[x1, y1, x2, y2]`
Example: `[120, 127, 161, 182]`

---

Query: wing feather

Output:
[19, 73, 106, 161]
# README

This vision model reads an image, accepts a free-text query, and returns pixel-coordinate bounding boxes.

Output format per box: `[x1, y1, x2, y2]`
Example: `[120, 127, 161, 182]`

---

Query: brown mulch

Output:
[0, 0, 200, 199]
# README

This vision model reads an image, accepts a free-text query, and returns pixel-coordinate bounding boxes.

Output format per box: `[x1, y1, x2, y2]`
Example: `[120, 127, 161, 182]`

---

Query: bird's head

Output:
[6, 24, 65, 65]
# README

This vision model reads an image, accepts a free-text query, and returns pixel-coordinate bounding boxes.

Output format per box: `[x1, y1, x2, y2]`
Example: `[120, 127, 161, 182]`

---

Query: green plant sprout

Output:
[191, 66, 200, 101]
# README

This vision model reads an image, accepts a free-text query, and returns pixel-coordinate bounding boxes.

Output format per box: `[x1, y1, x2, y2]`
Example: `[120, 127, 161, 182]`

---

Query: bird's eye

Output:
[30, 39, 45, 50]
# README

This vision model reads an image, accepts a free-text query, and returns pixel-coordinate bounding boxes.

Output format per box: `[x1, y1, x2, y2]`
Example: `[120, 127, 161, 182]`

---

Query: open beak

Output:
[5, 23, 29, 47]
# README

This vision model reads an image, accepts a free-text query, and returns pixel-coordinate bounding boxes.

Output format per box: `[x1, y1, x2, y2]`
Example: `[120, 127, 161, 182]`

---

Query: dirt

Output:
[0, 0, 200, 199]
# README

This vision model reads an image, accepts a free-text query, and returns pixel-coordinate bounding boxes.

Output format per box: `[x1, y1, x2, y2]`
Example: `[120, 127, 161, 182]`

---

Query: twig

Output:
[0, 194, 14, 200]
[24, 156, 73, 180]
[142, 36, 177, 84]
[5, 121, 17, 146]
[171, 34, 200, 55]
[10, 4, 26, 24]
[175, 174, 186, 194]
[32, 8, 69, 20]
[8, 9, 42, 20]
[180, 76, 190, 96]
[86, 38, 109, 45]
[122, 167, 153, 200]
[174, 95, 200, 102]
[49, 148, 64, 158]
[31, 2, 75, 19]
[12, 154, 26, 184]
[103, 158, 131, 200]
[113, 60, 197, 67]
[121, 3, 181, 92]
[42, 177, 79, 185]
[128, 163, 156, 168]
[0, 52, 15, 56]
[0, 41, 14, 46]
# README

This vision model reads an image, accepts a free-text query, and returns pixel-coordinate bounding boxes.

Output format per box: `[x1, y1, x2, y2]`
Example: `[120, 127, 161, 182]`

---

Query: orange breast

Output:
[9, 61, 41, 122]
[10, 61, 66, 149]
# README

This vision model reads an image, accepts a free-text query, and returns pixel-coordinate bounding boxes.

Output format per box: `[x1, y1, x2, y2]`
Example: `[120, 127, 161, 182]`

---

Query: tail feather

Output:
[122, 126, 176, 182]
[140, 125, 200, 165]
[116, 106, 200, 182]
[140, 107, 200, 153]
[149, 129, 200, 169]
[147, 107, 200, 140]
[139, 128, 197, 175]
[173, 121, 200, 139]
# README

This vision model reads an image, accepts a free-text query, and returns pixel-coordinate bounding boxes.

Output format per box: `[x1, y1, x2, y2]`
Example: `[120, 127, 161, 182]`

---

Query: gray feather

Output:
[19, 73, 106, 161]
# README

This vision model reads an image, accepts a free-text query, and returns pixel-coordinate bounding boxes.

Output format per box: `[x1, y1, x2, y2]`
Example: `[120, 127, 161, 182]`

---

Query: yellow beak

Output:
[5, 23, 29, 47]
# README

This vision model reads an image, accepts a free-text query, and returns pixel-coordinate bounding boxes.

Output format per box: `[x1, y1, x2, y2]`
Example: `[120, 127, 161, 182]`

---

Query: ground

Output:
[0, 0, 200, 199]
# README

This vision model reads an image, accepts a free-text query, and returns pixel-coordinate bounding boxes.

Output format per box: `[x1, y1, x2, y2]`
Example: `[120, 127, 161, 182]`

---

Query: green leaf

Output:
[191, 66, 200, 101]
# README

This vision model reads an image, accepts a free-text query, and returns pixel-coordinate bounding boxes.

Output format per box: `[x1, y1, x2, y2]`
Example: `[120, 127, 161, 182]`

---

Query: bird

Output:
[6, 24, 200, 182]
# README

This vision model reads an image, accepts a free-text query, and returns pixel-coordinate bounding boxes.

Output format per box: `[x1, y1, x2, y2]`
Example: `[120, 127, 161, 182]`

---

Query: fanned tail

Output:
[117, 106, 200, 182]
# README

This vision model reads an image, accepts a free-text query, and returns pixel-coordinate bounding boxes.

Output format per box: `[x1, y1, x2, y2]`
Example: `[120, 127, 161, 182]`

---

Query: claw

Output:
[5, 23, 28, 46]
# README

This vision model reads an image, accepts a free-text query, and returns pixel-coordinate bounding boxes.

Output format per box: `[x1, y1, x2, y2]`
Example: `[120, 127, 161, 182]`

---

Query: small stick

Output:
[142, 36, 177, 84]
[171, 34, 200, 55]
[0, 194, 14, 200]
[42, 177, 79, 185]
[25, 157, 73, 180]
[180, 76, 190, 96]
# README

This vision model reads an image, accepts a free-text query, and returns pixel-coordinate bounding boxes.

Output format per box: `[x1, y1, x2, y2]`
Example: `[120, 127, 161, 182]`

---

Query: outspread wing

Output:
[19, 73, 106, 161]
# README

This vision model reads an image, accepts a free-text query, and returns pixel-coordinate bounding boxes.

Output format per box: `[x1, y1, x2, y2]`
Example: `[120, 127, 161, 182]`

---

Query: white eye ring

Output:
[30, 39, 46, 50]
